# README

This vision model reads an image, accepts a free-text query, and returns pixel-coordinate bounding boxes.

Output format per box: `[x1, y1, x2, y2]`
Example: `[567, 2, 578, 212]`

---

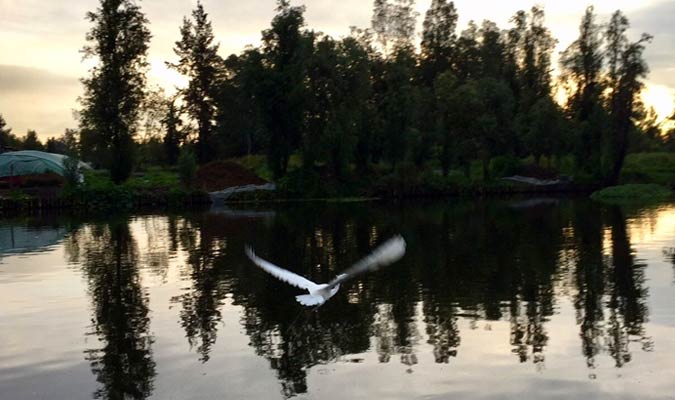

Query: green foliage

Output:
[162, 101, 183, 165]
[621, 152, 675, 187]
[231, 155, 273, 181]
[63, 0, 662, 198]
[371, 0, 418, 56]
[78, 0, 151, 183]
[373, 163, 450, 197]
[490, 155, 523, 178]
[61, 168, 208, 211]
[169, 2, 222, 164]
[215, 49, 268, 158]
[178, 149, 197, 189]
[0, 114, 20, 151]
[62, 155, 82, 189]
[420, 0, 458, 85]
[277, 168, 328, 198]
[604, 13, 652, 184]
[21, 130, 44, 151]
[591, 184, 672, 203]
[256, 1, 312, 179]
[8, 189, 31, 202]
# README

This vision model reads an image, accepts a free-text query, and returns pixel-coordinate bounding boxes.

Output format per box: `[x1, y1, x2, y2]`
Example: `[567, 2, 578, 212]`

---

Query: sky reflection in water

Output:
[0, 198, 674, 400]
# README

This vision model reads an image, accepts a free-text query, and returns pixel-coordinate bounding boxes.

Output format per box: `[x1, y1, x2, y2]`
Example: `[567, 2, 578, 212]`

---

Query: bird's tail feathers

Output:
[295, 294, 325, 306]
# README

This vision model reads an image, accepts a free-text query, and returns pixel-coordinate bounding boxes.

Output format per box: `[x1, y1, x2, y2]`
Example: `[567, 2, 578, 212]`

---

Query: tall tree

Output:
[478, 20, 505, 80]
[521, 7, 556, 99]
[420, 0, 457, 85]
[169, 1, 223, 164]
[79, 0, 151, 183]
[419, 0, 458, 169]
[371, 0, 418, 56]
[260, 0, 311, 178]
[434, 71, 459, 175]
[604, 11, 652, 184]
[510, 7, 558, 160]
[560, 6, 605, 175]
[304, 35, 339, 170]
[216, 49, 267, 157]
[162, 99, 183, 165]
[379, 46, 419, 168]
[302, 33, 371, 177]
[454, 21, 480, 81]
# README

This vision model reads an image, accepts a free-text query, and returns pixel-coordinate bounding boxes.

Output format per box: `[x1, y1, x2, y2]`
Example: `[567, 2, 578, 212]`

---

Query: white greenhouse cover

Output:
[0, 150, 90, 178]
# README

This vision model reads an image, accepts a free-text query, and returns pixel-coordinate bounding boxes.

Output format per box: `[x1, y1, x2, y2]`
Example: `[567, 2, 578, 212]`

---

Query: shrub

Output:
[62, 156, 82, 189]
[591, 184, 672, 203]
[490, 155, 522, 179]
[178, 149, 197, 189]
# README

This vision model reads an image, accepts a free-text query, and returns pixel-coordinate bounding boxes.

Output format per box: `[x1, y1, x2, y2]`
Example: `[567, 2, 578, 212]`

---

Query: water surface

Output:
[1, 199, 674, 399]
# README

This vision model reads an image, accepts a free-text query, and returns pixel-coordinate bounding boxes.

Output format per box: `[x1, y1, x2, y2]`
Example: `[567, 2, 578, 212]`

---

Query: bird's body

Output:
[245, 236, 406, 306]
[295, 282, 341, 306]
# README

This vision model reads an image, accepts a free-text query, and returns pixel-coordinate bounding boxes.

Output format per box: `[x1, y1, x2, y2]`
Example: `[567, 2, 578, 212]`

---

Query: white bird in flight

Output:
[245, 236, 406, 306]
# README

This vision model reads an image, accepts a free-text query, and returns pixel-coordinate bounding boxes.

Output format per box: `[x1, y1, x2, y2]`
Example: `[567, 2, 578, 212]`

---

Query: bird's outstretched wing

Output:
[326, 235, 406, 288]
[245, 246, 318, 290]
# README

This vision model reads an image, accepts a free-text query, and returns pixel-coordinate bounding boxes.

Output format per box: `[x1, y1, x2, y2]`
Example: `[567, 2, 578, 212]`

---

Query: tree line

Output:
[2, 0, 674, 185]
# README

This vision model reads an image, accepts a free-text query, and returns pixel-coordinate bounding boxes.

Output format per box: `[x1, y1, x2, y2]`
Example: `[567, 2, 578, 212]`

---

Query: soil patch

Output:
[195, 161, 267, 192]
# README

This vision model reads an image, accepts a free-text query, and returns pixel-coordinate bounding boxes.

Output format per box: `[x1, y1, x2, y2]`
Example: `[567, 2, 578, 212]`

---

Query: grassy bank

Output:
[621, 152, 675, 188]
[0, 168, 211, 213]
[2, 151, 673, 212]
[591, 183, 673, 204]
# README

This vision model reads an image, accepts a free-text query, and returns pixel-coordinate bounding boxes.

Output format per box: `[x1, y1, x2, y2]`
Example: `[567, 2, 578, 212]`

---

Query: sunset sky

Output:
[1, 0, 674, 140]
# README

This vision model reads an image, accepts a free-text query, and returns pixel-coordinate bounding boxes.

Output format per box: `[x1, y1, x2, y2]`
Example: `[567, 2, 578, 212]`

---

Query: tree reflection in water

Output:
[66, 218, 155, 400]
[570, 204, 651, 372]
[665, 247, 675, 283]
[60, 199, 655, 399]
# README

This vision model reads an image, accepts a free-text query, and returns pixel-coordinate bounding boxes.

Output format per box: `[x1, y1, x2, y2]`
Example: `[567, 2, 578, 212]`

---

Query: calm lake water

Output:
[1, 199, 675, 400]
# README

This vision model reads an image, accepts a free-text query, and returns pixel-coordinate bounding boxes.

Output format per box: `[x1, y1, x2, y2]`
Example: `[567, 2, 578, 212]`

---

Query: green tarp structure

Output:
[0, 150, 90, 178]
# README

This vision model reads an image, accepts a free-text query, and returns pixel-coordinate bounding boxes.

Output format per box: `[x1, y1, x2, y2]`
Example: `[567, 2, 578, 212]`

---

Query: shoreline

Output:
[0, 182, 600, 215]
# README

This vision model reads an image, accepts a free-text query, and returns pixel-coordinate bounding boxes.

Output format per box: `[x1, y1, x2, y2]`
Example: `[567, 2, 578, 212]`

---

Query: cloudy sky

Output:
[1, 0, 674, 140]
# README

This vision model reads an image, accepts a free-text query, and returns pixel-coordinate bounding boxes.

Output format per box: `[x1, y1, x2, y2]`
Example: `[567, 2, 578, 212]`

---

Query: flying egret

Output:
[245, 235, 406, 306]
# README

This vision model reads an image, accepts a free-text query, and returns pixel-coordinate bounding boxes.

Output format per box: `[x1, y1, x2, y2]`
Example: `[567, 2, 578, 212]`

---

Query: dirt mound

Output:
[195, 161, 267, 192]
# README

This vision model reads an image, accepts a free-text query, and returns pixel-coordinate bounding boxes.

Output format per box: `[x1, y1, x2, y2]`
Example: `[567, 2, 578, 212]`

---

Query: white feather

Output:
[295, 294, 326, 306]
[245, 236, 406, 306]
[245, 246, 319, 291]
[326, 235, 406, 288]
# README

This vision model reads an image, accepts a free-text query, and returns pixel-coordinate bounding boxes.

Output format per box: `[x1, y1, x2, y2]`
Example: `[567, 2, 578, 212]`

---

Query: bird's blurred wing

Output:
[245, 246, 318, 290]
[327, 235, 406, 288]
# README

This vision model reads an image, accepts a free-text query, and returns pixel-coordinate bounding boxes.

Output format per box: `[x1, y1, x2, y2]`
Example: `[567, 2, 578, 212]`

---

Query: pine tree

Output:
[169, 1, 223, 164]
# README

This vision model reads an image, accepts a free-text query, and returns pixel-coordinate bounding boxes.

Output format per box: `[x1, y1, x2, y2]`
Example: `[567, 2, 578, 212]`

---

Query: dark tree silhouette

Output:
[79, 0, 151, 183]
[169, 1, 222, 164]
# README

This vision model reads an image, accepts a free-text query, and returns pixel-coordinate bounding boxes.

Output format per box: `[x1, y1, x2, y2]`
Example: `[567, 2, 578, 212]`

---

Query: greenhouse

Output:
[0, 150, 90, 179]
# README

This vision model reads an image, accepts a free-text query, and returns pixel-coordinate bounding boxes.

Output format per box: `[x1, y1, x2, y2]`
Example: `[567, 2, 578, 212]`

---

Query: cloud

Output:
[1, 0, 674, 136]
[629, 0, 675, 89]
[0, 65, 80, 138]
[0, 65, 79, 92]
